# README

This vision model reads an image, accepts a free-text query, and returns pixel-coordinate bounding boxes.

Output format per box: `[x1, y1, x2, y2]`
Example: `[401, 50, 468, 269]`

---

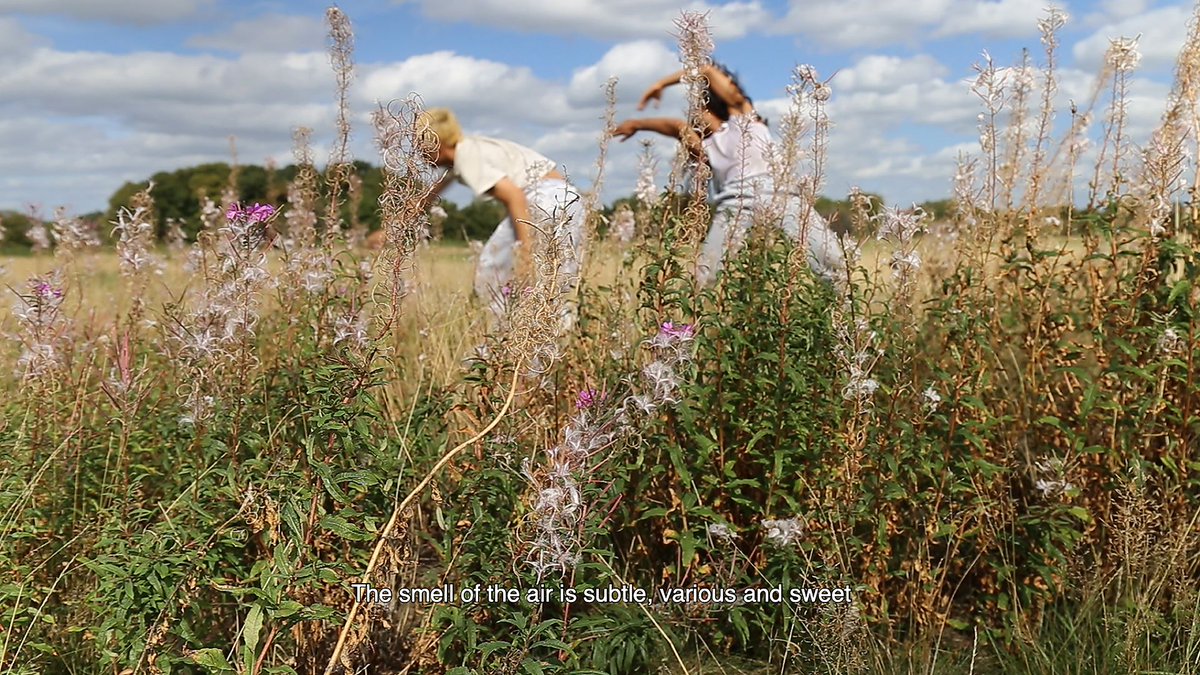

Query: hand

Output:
[612, 120, 640, 141]
[638, 82, 665, 110]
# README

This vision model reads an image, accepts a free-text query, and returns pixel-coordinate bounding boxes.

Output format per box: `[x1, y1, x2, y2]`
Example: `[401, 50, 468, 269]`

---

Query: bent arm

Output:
[699, 65, 753, 116]
[641, 65, 751, 116]
[488, 177, 533, 244]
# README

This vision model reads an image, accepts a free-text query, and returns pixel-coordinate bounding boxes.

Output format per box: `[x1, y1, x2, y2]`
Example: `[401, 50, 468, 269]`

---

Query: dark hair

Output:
[705, 62, 765, 126]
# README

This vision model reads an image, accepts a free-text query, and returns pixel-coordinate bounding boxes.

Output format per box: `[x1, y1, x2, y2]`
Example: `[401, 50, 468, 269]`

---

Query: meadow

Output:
[3, 6, 1200, 675]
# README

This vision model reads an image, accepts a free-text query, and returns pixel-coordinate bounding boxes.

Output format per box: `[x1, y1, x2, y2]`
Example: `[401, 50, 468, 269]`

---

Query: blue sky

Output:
[0, 0, 1193, 215]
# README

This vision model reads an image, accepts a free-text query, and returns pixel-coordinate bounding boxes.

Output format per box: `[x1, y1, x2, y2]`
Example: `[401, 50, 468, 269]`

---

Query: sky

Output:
[0, 0, 1194, 216]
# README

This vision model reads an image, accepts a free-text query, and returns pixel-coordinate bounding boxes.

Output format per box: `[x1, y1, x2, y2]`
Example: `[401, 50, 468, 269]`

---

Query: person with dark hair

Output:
[638, 62, 767, 126]
[613, 63, 844, 286]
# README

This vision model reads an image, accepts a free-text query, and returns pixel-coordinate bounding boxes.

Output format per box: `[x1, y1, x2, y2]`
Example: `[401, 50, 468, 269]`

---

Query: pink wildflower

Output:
[226, 202, 276, 224]
[247, 203, 276, 223]
[575, 388, 605, 410]
[32, 281, 64, 300]
[660, 322, 694, 339]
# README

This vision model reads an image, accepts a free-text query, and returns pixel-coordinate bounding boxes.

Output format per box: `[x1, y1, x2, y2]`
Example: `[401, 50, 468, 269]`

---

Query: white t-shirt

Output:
[451, 135, 557, 197]
[701, 114, 774, 196]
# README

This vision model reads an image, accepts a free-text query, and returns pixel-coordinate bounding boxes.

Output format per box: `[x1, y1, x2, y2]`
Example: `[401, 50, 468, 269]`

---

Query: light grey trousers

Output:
[474, 178, 586, 329]
[696, 186, 846, 287]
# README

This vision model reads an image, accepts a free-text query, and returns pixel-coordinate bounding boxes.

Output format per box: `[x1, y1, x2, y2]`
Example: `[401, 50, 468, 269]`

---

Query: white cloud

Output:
[0, 49, 333, 127]
[833, 54, 950, 93]
[0, 43, 340, 211]
[398, 0, 771, 40]
[1081, 0, 1153, 28]
[775, 0, 951, 49]
[187, 14, 327, 53]
[567, 40, 681, 106]
[533, 127, 608, 172]
[359, 51, 574, 129]
[0, 17, 43, 59]
[1119, 78, 1174, 140]
[0, 115, 288, 214]
[935, 0, 1047, 40]
[814, 54, 979, 138]
[1072, 5, 1193, 72]
[775, 0, 1063, 49]
[0, 0, 213, 25]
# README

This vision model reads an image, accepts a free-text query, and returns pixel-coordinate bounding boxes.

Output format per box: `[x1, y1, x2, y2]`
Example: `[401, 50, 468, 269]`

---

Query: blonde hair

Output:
[417, 107, 463, 150]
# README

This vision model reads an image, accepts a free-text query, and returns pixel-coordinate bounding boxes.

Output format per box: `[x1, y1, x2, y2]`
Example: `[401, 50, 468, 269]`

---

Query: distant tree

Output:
[813, 192, 884, 237]
[352, 161, 384, 231]
[0, 210, 37, 249]
[918, 198, 954, 222]
[441, 199, 507, 241]
[105, 161, 386, 242]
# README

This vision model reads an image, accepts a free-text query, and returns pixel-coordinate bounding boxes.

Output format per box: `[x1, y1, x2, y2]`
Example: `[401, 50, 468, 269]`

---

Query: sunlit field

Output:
[3, 6, 1200, 675]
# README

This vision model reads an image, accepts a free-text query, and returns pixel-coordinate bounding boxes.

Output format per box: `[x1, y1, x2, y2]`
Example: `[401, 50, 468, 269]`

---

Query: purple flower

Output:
[647, 320, 697, 356]
[575, 388, 605, 410]
[502, 284, 513, 297]
[659, 322, 694, 339]
[31, 281, 64, 300]
[246, 203, 276, 223]
[226, 202, 276, 224]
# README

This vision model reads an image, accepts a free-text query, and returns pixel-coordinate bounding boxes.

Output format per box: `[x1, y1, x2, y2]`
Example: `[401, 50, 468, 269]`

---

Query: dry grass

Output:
[0, 228, 1083, 360]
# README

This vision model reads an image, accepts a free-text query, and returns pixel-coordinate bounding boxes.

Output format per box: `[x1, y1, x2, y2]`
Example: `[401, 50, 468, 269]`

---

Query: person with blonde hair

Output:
[613, 64, 845, 287]
[416, 107, 585, 326]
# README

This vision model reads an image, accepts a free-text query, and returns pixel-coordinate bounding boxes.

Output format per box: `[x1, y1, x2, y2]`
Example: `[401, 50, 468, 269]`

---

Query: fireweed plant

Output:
[4, 5, 1200, 675]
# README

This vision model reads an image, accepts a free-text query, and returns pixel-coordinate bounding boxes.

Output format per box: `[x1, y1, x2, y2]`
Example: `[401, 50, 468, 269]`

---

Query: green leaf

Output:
[1037, 416, 1064, 431]
[730, 607, 750, 645]
[281, 500, 304, 540]
[479, 640, 511, 661]
[273, 601, 304, 619]
[189, 648, 235, 672]
[637, 507, 671, 520]
[301, 604, 337, 620]
[1167, 279, 1191, 306]
[243, 604, 264, 669]
[679, 530, 697, 566]
[336, 469, 379, 492]
[320, 513, 368, 541]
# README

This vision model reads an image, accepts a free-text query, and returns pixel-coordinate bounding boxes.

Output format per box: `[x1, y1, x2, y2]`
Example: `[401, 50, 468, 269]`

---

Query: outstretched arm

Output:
[638, 71, 683, 109]
[612, 117, 704, 161]
[638, 65, 752, 116]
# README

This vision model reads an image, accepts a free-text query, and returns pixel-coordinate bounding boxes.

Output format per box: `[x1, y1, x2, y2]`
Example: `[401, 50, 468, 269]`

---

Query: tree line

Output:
[1, 160, 969, 250]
